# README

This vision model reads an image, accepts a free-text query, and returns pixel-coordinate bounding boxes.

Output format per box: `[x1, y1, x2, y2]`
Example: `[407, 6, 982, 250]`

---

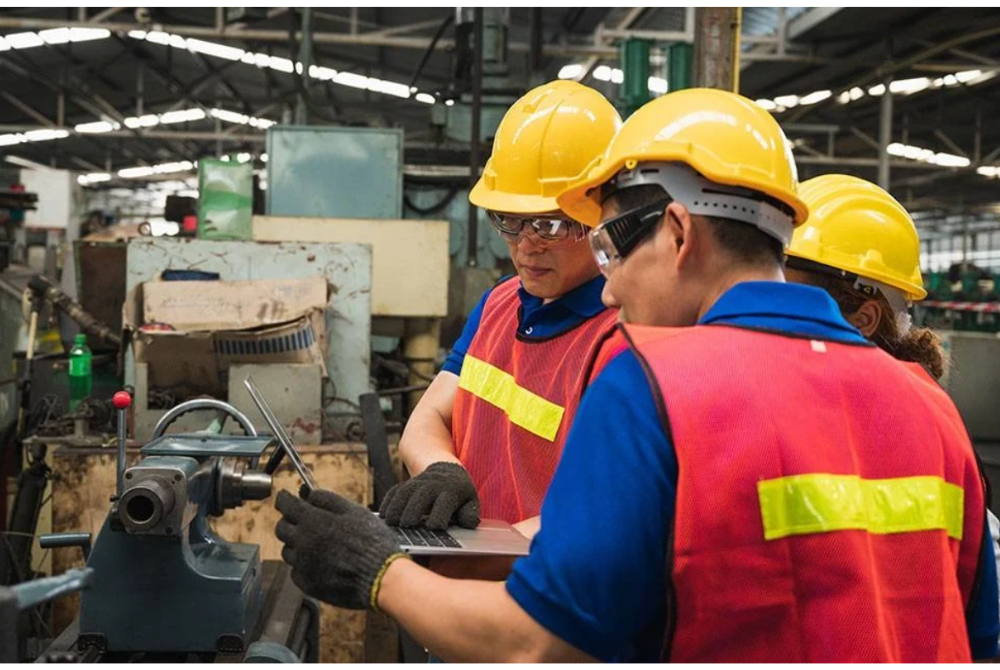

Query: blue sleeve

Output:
[506, 351, 677, 661]
[967, 518, 1000, 659]
[441, 287, 492, 376]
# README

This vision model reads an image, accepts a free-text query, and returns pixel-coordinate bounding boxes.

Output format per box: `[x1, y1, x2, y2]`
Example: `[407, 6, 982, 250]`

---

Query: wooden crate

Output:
[40, 443, 371, 663]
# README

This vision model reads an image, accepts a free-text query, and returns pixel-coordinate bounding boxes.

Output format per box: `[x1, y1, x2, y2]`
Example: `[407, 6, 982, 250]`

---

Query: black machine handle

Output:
[39, 533, 93, 562]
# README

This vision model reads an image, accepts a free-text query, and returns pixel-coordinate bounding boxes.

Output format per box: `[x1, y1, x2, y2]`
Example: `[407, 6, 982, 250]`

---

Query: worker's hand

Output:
[275, 489, 408, 611]
[379, 461, 481, 530]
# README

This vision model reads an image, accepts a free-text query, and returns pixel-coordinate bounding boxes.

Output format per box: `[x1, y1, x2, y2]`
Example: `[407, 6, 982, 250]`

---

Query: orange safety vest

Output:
[618, 323, 986, 662]
[452, 277, 618, 524]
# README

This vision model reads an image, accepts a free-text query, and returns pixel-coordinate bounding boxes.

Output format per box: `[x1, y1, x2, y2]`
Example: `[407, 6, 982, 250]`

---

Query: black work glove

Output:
[379, 461, 481, 530]
[275, 489, 408, 611]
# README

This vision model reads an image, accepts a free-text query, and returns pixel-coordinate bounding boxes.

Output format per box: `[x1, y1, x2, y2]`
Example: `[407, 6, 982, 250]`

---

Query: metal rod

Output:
[878, 77, 893, 189]
[974, 110, 983, 164]
[466, 7, 484, 268]
[88, 7, 123, 24]
[116, 405, 128, 496]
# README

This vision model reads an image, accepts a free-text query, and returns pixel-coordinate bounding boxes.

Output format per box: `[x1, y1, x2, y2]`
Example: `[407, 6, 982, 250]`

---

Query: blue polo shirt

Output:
[506, 281, 999, 662]
[441, 274, 608, 375]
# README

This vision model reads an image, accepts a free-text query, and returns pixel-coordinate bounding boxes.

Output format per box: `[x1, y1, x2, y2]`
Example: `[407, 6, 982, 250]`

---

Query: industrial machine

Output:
[39, 392, 318, 662]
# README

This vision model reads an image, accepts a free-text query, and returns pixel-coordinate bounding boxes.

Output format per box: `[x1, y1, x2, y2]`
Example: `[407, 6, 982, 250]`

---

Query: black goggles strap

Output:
[784, 255, 880, 298]
[601, 198, 672, 260]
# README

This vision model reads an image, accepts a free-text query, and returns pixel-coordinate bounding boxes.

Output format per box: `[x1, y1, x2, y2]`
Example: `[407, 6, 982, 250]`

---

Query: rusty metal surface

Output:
[75, 241, 126, 343]
[124, 238, 372, 426]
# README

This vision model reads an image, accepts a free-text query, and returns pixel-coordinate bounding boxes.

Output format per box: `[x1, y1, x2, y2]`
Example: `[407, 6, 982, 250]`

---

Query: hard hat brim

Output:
[557, 153, 809, 230]
[469, 178, 563, 217]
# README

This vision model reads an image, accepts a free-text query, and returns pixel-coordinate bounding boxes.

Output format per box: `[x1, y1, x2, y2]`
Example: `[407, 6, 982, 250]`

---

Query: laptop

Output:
[243, 376, 531, 557]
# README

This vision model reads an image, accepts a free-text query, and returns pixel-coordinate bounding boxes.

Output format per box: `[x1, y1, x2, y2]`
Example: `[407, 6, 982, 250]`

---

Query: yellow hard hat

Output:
[469, 80, 622, 220]
[556, 88, 807, 228]
[787, 174, 927, 301]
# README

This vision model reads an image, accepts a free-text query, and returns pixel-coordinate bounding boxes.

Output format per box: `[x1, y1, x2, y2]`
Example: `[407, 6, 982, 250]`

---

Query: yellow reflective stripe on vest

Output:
[458, 355, 565, 442]
[758, 474, 964, 541]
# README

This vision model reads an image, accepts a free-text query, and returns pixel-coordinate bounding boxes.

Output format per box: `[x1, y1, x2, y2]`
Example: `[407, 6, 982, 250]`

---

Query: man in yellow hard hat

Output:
[380, 80, 622, 537]
[272, 89, 995, 662]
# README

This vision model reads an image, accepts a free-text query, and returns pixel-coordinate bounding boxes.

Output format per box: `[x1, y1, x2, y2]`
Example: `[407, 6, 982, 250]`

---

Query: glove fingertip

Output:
[456, 501, 481, 529]
[378, 485, 398, 518]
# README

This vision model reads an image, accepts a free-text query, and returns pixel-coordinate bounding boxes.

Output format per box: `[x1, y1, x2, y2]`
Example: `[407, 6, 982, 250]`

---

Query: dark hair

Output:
[799, 271, 948, 380]
[608, 185, 783, 267]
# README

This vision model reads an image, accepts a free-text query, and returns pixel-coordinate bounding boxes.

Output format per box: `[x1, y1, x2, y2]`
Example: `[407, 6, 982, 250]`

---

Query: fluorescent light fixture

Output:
[888, 142, 971, 168]
[39, 28, 71, 45]
[773, 94, 799, 108]
[78, 172, 112, 185]
[268, 57, 295, 73]
[22, 129, 69, 142]
[236, 153, 251, 163]
[415, 92, 436, 105]
[260, 153, 268, 163]
[118, 166, 156, 178]
[368, 78, 410, 98]
[68, 28, 111, 42]
[558, 63, 583, 80]
[755, 98, 778, 111]
[889, 77, 930, 95]
[6, 32, 45, 49]
[799, 90, 831, 105]
[334, 72, 369, 89]
[186, 38, 245, 61]
[75, 120, 119, 133]
[159, 108, 206, 124]
[648, 76, 669, 94]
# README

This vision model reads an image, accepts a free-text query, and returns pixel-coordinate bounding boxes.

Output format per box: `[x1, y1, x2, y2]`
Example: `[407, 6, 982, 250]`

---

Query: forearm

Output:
[398, 373, 462, 475]
[378, 559, 592, 662]
[398, 409, 460, 475]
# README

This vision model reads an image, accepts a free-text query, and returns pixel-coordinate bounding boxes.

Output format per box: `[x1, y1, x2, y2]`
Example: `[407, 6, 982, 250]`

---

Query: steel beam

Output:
[934, 129, 968, 158]
[88, 7, 124, 24]
[575, 7, 645, 82]
[693, 8, 739, 91]
[793, 155, 946, 169]
[0, 92, 56, 127]
[0, 16, 622, 57]
[878, 77, 894, 188]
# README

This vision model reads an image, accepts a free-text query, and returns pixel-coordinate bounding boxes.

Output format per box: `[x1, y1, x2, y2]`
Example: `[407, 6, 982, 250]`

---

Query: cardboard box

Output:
[124, 277, 328, 398]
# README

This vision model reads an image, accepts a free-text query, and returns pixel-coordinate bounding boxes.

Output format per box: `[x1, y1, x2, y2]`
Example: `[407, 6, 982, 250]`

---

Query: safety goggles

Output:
[487, 211, 588, 248]
[589, 198, 671, 276]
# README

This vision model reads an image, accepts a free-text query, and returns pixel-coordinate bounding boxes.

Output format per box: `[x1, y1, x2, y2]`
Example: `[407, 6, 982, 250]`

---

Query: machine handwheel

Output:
[151, 399, 258, 439]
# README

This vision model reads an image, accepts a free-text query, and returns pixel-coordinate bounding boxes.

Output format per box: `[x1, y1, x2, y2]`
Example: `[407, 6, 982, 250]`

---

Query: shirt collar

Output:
[518, 274, 607, 319]
[700, 281, 865, 340]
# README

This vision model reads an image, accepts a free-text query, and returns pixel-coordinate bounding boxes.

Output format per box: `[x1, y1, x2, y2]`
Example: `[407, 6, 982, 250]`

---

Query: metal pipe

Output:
[466, 7, 484, 268]
[295, 7, 314, 126]
[878, 76, 894, 189]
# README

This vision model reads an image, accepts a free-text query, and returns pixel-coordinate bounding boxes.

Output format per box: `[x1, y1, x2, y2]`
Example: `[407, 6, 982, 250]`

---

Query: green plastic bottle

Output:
[68, 333, 92, 411]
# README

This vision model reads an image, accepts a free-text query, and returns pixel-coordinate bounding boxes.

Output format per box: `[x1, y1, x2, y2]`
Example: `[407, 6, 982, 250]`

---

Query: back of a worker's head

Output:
[556, 88, 806, 327]
[470, 80, 622, 301]
[785, 174, 947, 378]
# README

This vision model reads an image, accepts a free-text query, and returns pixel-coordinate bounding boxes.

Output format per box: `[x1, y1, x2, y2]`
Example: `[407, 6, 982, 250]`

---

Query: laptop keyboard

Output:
[392, 526, 462, 549]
